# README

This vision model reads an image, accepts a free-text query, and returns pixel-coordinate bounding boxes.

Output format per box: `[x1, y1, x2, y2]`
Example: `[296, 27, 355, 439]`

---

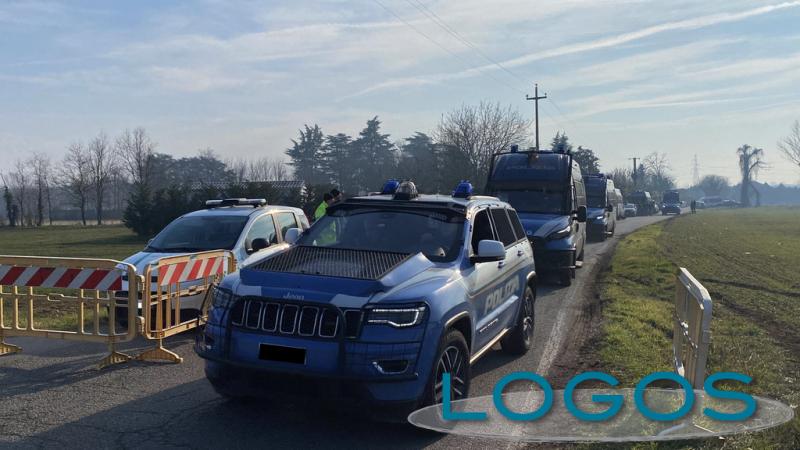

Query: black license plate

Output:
[259, 344, 306, 364]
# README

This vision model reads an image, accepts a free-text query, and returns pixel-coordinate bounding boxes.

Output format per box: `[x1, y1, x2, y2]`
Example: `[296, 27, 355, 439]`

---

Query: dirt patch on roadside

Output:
[545, 240, 620, 389]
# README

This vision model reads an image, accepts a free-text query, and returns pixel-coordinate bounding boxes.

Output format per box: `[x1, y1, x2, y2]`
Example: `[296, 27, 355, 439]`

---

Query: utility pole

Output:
[629, 157, 639, 188]
[526, 84, 547, 151]
[692, 154, 700, 186]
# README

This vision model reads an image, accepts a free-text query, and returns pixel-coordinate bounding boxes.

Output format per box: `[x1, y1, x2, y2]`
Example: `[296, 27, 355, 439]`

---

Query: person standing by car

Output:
[691, 200, 697, 214]
[330, 188, 343, 204]
[314, 192, 334, 222]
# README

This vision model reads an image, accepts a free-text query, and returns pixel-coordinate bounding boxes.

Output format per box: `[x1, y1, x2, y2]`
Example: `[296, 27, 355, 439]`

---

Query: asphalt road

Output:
[0, 213, 678, 450]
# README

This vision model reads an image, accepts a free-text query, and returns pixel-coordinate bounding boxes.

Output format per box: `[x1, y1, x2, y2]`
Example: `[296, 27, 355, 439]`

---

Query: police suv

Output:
[197, 181, 537, 417]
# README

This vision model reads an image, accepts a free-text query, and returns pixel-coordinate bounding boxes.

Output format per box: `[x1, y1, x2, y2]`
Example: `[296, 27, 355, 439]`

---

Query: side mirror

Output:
[576, 205, 587, 223]
[471, 239, 506, 264]
[606, 204, 614, 212]
[250, 238, 269, 253]
[284, 227, 302, 245]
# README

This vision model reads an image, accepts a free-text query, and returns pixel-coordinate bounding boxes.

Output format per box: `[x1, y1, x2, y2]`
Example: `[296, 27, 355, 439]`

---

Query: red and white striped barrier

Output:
[0, 264, 123, 291]
[156, 254, 226, 287]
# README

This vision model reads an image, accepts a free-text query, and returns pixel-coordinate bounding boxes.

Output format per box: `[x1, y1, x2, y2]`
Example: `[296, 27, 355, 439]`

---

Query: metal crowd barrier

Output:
[0, 255, 139, 368]
[672, 267, 713, 388]
[137, 250, 233, 364]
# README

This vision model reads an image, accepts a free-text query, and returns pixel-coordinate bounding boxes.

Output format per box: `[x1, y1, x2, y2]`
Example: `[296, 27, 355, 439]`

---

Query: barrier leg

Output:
[136, 338, 183, 364]
[0, 337, 22, 356]
[98, 342, 132, 369]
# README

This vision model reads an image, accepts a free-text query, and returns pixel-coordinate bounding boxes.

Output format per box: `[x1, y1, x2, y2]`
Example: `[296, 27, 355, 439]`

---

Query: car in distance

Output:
[662, 190, 682, 215]
[197, 181, 537, 420]
[584, 173, 616, 241]
[485, 146, 587, 286]
[623, 203, 638, 217]
[116, 198, 309, 323]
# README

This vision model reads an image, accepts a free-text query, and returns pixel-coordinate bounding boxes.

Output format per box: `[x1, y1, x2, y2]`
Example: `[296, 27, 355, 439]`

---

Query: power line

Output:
[526, 84, 547, 151]
[403, 0, 529, 88]
[371, 0, 526, 95]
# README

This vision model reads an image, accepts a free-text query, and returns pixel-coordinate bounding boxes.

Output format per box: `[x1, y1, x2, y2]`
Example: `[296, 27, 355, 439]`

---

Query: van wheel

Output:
[422, 330, 470, 407]
[502, 287, 535, 355]
[559, 268, 573, 286]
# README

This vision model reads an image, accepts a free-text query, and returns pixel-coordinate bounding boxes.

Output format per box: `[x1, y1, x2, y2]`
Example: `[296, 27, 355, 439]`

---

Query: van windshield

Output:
[494, 188, 565, 214]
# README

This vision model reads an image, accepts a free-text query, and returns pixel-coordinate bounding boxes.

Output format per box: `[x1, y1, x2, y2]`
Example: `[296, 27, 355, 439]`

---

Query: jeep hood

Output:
[239, 247, 436, 298]
[517, 213, 570, 239]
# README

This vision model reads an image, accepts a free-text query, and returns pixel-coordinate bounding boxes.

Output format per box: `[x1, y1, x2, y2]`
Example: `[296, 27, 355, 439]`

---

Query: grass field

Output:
[0, 225, 147, 331]
[596, 207, 800, 449]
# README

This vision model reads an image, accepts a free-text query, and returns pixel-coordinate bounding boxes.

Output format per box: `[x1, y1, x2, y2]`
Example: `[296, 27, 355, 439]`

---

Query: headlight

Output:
[596, 215, 605, 220]
[547, 225, 571, 241]
[367, 305, 426, 328]
[211, 286, 235, 309]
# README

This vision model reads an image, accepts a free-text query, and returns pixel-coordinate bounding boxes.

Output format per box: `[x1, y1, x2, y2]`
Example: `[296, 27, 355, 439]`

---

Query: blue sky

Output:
[2, 0, 800, 186]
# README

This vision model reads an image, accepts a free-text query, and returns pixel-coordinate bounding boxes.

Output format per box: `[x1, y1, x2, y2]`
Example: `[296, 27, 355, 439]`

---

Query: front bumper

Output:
[196, 300, 437, 404]
[530, 238, 575, 271]
[587, 220, 608, 237]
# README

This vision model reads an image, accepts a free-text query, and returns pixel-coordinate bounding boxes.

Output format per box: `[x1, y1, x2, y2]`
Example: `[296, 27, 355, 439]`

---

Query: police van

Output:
[584, 173, 617, 241]
[485, 146, 587, 285]
[196, 181, 537, 419]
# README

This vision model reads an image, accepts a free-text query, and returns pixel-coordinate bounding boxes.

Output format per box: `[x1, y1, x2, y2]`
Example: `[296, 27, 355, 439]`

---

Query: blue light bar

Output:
[452, 180, 473, 199]
[381, 179, 400, 195]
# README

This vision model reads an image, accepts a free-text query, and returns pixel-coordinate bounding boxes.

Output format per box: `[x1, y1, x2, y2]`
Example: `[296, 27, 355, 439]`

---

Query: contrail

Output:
[351, 1, 800, 98]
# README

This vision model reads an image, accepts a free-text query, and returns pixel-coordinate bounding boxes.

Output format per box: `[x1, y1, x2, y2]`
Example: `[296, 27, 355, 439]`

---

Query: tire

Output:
[421, 329, 470, 407]
[502, 286, 535, 355]
[559, 268, 573, 286]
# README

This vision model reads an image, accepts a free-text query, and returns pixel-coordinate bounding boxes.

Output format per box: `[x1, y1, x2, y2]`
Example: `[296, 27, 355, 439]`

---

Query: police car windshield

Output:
[146, 215, 249, 252]
[494, 188, 565, 215]
[298, 207, 464, 262]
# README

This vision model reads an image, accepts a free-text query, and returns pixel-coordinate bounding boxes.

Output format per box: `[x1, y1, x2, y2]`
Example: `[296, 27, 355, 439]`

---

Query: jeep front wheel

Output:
[424, 329, 470, 407]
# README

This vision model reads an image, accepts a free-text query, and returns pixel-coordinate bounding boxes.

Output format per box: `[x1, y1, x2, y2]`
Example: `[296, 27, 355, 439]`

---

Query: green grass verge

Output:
[596, 207, 800, 449]
[0, 225, 146, 330]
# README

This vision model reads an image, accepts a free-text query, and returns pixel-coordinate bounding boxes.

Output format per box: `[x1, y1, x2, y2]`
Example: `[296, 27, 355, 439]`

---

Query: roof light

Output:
[393, 181, 418, 200]
[452, 180, 473, 199]
[205, 198, 267, 208]
[381, 179, 400, 195]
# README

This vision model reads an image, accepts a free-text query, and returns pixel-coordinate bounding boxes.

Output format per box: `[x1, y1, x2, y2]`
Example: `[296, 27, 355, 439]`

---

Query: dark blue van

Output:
[584, 173, 617, 241]
[486, 147, 587, 285]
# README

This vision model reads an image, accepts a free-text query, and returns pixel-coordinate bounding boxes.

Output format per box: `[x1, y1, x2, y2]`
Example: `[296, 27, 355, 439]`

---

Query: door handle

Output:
[517, 250, 524, 257]
[498, 261, 506, 268]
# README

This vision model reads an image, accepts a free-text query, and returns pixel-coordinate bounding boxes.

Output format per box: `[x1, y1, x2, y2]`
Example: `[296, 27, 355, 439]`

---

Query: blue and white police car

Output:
[197, 181, 537, 418]
[116, 199, 309, 323]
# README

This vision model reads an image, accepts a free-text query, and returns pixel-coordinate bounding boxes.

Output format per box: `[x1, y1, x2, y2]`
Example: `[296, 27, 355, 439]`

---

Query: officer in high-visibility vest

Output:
[314, 192, 335, 222]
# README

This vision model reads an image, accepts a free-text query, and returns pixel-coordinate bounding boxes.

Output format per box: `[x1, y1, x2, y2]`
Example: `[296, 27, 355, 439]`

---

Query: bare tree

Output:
[642, 152, 675, 197]
[8, 160, 30, 226]
[116, 127, 155, 187]
[737, 145, 766, 207]
[88, 132, 115, 225]
[30, 153, 52, 226]
[777, 120, 800, 170]
[61, 142, 93, 226]
[248, 157, 291, 181]
[434, 101, 530, 183]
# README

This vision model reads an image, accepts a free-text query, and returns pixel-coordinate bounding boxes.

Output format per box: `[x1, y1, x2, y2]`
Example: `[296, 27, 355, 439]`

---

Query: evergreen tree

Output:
[550, 132, 573, 153]
[572, 145, 600, 174]
[352, 117, 396, 193]
[321, 133, 353, 191]
[123, 183, 153, 237]
[285, 125, 326, 184]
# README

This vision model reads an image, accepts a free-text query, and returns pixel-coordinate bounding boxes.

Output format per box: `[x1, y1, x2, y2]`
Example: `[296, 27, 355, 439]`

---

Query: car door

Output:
[238, 214, 279, 262]
[488, 208, 526, 334]
[463, 208, 504, 351]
